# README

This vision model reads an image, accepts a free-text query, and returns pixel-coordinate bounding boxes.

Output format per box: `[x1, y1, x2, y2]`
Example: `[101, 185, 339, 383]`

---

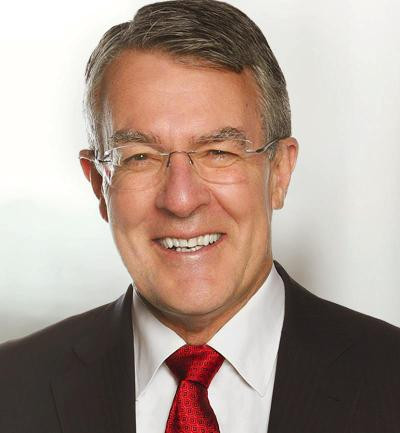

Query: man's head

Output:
[80, 0, 298, 342]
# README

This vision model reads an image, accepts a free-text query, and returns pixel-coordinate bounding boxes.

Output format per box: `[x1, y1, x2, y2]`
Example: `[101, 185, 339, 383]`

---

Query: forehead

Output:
[100, 50, 263, 145]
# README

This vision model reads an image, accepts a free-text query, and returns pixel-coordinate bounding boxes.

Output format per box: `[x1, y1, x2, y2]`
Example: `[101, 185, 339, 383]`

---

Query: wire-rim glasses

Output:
[84, 138, 280, 191]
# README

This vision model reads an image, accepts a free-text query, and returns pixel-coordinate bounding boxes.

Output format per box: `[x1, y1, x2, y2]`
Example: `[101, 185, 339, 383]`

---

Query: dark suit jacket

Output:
[1, 262, 400, 433]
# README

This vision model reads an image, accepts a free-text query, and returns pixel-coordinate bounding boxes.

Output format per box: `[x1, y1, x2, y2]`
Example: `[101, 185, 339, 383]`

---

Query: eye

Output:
[122, 152, 158, 164]
[207, 149, 232, 157]
[120, 152, 162, 171]
[127, 153, 149, 161]
[110, 145, 162, 170]
[198, 146, 240, 168]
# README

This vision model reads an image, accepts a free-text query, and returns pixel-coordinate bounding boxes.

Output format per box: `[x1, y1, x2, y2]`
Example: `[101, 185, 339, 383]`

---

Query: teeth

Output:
[188, 238, 197, 248]
[176, 246, 203, 252]
[159, 233, 222, 251]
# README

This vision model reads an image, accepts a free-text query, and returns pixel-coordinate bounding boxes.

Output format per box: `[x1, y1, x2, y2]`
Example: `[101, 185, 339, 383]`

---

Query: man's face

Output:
[97, 50, 283, 328]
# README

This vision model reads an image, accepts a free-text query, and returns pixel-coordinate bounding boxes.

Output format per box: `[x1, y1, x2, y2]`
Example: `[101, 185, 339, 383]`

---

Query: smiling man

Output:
[84, 49, 294, 347]
[1, 1, 400, 433]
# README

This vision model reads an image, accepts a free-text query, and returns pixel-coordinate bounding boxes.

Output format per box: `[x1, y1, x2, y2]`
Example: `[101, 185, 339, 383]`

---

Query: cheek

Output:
[106, 189, 150, 229]
[211, 169, 270, 224]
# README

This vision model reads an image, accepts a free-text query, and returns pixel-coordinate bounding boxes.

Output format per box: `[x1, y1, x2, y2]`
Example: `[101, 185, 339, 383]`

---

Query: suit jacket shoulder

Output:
[0, 301, 110, 378]
[0, 290, 135, 433]
[270, 262, 400, 433]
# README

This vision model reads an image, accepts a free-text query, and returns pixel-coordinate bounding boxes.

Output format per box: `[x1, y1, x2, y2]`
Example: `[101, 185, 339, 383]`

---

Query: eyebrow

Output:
[108, 126, 249, 148]
[195, 127, 249, 144]
[109, 130, 159, 147]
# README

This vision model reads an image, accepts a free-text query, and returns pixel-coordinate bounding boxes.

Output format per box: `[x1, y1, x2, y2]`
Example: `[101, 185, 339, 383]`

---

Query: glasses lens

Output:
[102, 145, 164, 191]
[193, 140, 250, 184]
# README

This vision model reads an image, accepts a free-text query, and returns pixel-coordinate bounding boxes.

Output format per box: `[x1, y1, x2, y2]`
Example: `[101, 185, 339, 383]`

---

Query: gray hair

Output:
[84, 0, 291, 155]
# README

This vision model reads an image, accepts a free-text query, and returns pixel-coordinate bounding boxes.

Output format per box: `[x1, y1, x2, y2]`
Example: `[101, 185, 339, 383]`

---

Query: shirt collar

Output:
[208, 263, 285, 396]
[132, 289, 186, 399]
[132, 263, 284, 398]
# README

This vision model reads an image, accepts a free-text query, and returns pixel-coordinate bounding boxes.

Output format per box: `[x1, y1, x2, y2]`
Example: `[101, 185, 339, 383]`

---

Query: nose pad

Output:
[166, 151, 194, 168]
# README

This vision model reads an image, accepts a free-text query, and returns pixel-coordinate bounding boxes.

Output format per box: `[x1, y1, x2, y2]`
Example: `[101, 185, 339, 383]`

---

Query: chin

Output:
[160, 301, 227, 321]
[160, 284, 233, 317]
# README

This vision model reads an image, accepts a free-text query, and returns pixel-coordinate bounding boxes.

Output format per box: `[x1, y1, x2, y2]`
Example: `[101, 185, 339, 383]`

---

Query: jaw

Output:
[135, 250, 273, 345]
[129, 231, 270, 310]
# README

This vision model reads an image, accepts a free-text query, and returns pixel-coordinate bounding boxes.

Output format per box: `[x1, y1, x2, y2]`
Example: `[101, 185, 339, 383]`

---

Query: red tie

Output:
[165, 344, 225, 433]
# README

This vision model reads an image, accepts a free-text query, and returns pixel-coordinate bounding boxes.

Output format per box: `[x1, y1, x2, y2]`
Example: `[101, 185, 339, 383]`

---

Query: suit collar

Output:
[268, 261, 364, 433]
[73, 287, 132, 364]
[51, 286, 136, 433]
[274, 261, 357, 366]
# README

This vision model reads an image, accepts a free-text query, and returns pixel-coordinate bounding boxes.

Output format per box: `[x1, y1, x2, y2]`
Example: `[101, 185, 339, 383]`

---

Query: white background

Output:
[1, 0, 399, 342]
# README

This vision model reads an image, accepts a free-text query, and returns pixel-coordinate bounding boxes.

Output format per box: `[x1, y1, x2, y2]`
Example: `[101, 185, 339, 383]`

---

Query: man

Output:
[1, 1, 399, 432]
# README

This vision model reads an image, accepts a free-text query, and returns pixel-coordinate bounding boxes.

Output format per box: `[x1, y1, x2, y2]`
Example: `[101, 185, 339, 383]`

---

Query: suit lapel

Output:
[51, 286, 136, 433]
[268, 262, 363, 433]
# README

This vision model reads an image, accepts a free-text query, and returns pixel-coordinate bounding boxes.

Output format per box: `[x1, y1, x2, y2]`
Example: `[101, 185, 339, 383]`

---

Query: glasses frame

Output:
[91, 137, 280, 166]
[79, 137, 283, 190]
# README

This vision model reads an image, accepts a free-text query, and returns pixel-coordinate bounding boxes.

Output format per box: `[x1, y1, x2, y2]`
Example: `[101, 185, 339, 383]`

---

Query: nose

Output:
[155, 152, 211, 218]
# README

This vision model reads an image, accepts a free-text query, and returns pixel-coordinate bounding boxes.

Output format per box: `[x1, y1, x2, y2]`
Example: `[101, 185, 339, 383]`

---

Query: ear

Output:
[270, 137, 298, 210]
[79, 149, 109, 223]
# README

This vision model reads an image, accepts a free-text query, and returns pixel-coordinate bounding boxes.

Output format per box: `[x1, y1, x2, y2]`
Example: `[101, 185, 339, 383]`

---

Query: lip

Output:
[153, 233, 226, 257]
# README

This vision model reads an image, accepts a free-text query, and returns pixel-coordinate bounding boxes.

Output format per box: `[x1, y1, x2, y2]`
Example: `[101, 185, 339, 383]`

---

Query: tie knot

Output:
[166, 344, 224, 388]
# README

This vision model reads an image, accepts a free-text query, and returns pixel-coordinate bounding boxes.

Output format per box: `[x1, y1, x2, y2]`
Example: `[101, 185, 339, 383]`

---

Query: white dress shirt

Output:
[132, 263, 285, 433]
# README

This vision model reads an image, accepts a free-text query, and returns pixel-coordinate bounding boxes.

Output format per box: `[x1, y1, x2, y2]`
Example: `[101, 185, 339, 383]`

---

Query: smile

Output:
[159, 233, 222, 253]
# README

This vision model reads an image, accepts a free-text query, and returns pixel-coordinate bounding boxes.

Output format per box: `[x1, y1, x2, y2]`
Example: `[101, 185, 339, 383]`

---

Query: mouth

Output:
[155, 232, 224, 254]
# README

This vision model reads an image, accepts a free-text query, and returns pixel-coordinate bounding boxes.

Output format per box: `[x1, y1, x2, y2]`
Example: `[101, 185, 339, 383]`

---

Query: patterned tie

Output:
[165, 344, 225, 433]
